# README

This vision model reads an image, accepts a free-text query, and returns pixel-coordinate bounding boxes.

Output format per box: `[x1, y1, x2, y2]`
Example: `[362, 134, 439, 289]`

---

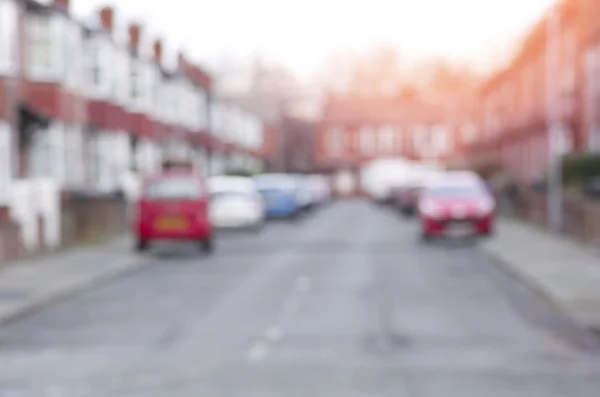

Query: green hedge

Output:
[226, 169, 257, 177]
[469, 158, 503, 181]
[561, 153, 600, 186]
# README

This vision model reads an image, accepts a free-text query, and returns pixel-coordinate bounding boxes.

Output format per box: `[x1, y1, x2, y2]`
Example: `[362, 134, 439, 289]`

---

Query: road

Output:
[1, 200, 600, 396]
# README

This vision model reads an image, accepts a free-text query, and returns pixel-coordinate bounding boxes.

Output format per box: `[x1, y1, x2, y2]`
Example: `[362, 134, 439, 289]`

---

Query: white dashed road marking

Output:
[248, 276, 312, 361]
[295, 276, 311, 292]
[266, 326, 283, 342]
[247, 342, 268, 361]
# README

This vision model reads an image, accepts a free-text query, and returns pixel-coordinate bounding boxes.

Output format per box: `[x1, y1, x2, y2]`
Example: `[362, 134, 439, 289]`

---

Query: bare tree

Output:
[316, 45, 404, 97]
[316, 45, 484, 101]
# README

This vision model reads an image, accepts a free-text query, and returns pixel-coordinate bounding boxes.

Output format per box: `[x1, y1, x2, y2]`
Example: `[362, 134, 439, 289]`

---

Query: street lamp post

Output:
[546, 5, 562, 232]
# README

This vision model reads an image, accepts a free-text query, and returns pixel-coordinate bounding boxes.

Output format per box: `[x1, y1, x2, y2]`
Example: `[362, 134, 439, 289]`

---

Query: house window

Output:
[431, 125, 449, 154]
[328, 127, 343, 156]
[395, 127, 403, 153]
[412, 125, 428, 155]
[64, 23, 83, 87]
[378, 126, 394, 153]
[0, 0, 18, 74]
[28, 15, 55, 77]
[87, 40, 102, 87]
[359, 126, 375, 155]
[85, 131, 102, 187]
[64, 127, 84, 187]
[130, 60, 140, 100]
[28, 132, 53, 178]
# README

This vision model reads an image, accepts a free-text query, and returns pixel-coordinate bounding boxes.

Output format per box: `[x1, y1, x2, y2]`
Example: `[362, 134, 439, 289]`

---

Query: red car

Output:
[133, 167, 214, 253]
[418, 175, 495, 240]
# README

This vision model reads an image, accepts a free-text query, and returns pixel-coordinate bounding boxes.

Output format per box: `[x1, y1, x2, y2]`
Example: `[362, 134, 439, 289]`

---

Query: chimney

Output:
[54, 0, 69, 11]
[153, 39, 163, 64]
[99, 7, 114, 32]
[128, 23, 141, 53]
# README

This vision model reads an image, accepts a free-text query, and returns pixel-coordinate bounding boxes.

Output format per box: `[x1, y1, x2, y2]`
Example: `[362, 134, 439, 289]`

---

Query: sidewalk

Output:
[481, 219, 600, 329]
[0, 236, 151, 325]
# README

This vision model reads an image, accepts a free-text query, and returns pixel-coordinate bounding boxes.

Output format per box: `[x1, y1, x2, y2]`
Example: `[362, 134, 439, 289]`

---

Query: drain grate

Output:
[0, 290, 29, 301]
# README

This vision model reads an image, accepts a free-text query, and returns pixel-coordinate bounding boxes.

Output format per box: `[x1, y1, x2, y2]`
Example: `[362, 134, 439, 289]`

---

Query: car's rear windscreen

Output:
[427, 184, 486, 198]
[143, 177, 203, 200]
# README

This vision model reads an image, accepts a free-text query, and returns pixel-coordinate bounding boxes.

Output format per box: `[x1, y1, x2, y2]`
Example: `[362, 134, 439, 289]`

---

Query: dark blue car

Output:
[254, 174, 300, 219]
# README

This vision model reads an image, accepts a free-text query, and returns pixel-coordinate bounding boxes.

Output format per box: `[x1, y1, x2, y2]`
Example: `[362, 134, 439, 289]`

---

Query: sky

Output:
[68, 0, 556, 80]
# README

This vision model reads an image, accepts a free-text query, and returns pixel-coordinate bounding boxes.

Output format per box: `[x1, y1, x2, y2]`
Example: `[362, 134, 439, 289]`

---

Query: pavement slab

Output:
[0, 236, 152, 325]
[480, 218, 600, 329]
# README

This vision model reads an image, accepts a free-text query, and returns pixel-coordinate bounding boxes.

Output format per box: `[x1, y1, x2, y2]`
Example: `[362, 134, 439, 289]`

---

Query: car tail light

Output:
[419, 199, 441, 218]
[476, 197, 495, 215]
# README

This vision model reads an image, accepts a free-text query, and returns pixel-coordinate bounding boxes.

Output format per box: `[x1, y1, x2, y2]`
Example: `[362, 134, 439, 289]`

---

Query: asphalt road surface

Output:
[1, 200, 600, 396]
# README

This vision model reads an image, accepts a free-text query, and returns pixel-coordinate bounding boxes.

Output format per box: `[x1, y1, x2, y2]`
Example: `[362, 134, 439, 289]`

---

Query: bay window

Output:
[28, 132, 53, 178]
[114, 49, 131, 107]
[86, 130, 102, 188]
[88, 41, 102, 88]
[27, 14, 57, 80]
[64, 127, 84, 187]
[130, 59, 140, 105]
[64, 22, 84, 88]
[0, 0, 18, 75]
[198, 90, 208, 130]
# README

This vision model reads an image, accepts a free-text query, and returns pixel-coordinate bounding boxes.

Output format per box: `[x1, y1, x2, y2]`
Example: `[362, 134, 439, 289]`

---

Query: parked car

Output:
[254, 174, 301, 219]
[208, 176, 265, 232]
[392, 181, 424, 216]
[290, 174, 315, 211]
[307, 174, 332, 206]
[418, 171, 495, 241]
[133, 165, 213, 253]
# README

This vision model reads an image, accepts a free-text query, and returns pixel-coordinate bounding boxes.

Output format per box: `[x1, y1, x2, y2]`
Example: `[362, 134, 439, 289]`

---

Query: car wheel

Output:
[200, 237, 214, 254]
[481, 228, 494, 238]
[252, 221, 265, 233]
[420, 231, 433, 243]
[135, 238, 149, 252]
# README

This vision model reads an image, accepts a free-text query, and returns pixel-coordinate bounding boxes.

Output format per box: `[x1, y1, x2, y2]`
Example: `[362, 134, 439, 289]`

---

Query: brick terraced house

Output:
[461, 0, 599, 182]
[0, 0, 271, 262]
[315, 95, 454, 196]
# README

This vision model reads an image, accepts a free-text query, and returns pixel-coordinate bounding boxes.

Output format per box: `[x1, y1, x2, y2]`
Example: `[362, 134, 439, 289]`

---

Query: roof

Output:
[178, 55, 213, 91]
[227, 94, 286, 124]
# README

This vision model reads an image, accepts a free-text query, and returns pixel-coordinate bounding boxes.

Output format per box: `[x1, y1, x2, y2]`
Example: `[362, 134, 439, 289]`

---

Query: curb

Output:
[0, 256, 153, 326]
[480, 242, 600, 332]
[480, 243, 565, 309]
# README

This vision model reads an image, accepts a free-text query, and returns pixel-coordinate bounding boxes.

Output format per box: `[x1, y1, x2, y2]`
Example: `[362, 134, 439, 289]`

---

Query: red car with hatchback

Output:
[418, 173, 495, 240]
[133, 165, 214, 253]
